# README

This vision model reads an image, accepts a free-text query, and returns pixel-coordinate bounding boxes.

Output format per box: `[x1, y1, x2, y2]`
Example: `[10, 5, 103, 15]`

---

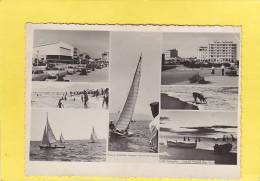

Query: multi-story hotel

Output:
[198, 41, 238, 63]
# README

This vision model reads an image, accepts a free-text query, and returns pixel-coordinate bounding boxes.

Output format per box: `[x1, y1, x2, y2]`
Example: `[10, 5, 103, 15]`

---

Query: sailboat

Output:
[110, 54, 142, 137]
[39, 113, 65, 149]
[60, 132, 65, 143]
[89, 126, 98, 143]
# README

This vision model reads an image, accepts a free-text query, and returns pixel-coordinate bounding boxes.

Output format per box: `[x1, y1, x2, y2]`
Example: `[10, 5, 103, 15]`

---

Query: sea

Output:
[30, 139, 106, 162]
[109, 120, 155, 153]
[31, 92, 106, 109]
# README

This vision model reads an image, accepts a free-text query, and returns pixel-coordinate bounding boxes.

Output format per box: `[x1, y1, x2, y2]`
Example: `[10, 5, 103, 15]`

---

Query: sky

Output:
[30, 109, 108, 141]
[160, 111, 238, 138]
[109, 32, 161, 117]
[33, 30, 109, 58]
[32, 82, 108, 92]
[163, 32, 240, 58]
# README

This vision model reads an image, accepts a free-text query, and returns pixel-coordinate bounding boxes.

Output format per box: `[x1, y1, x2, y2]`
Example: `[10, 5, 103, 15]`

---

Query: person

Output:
[211, 66, 215, 74]
[149, 102, 159, 153]
[102, 88, 109, 109]
[109, 121, 115, 131]
[84, 92, 88, 107]
[221, 64, 225, 76]
[57, 99, 64, 108]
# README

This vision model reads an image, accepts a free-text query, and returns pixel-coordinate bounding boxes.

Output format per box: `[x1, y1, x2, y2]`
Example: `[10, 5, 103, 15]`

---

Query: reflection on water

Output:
[30, 139, 106, 162]
[109, 120, 155, 153]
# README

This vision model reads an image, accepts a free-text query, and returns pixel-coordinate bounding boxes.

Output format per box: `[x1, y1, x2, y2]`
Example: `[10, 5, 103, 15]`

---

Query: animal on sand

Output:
[192, 92, 207, 104]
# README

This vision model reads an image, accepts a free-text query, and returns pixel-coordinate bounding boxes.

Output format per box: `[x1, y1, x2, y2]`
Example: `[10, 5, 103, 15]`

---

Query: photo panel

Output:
[161, 85, 238, 111]
[29, 109, 108, 162]
[161, 32, 240, 86]
[31, 82, 109, 110]
[108, 31, 161, 154]
[31, 30, 109, 83]
[159, 110, 238, 165]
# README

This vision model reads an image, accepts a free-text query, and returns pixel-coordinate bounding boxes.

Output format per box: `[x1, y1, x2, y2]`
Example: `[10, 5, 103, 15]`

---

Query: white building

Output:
[197, 46, 208, 62]
[197, 41, 238, 63]
[33, 42, 74, 64]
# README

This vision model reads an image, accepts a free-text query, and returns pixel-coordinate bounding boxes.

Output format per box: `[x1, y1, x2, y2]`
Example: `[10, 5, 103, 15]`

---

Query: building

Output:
[197, 41, 238, 63]
[33, 42, 74, 65]
[164, 49, 178, 60]
[197, 46, 208, 62]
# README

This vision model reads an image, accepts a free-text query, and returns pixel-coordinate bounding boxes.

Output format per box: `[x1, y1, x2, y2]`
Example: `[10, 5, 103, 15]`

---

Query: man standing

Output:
[221, 64, 225, 76]
[149, 102, 159, 153]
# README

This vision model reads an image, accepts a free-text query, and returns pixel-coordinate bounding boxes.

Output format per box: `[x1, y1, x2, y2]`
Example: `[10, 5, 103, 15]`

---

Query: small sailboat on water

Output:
[109, 54, 142, 137]
[39, 113, 65, 149]
[60, 132, 65, 143]
[89, 126, 98, 143]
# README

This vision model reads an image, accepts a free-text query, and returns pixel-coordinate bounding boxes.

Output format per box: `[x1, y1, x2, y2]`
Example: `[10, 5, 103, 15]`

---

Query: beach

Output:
[161, 65, 238, 86]
[160, 145, 237, 165]
[161, 93, 198, 110]
[31, 92, 107, 109]
[161, 86, 238, 111]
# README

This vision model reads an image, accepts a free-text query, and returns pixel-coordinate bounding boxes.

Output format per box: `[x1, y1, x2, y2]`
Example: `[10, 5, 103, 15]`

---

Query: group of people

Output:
[56, 88, 109, 109]
[183, 137, 201, 143]
[211, 64, 226, 76]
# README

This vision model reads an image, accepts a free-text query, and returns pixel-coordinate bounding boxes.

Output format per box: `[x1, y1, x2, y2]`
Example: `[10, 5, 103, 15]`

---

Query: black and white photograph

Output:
[161, 33, 240, 86]
[29, 109, 107, 162]
[31, 30, 109, 82]
[159, 111, 238, 165]
[31, 83, 109, 109]
[161, 86, 238, 110]
[108, 32, 161, 153]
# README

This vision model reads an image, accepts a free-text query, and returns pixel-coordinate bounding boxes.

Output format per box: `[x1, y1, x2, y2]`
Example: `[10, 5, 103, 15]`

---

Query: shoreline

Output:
[160, 147, 237, 165]
[161, 93, 198, 110]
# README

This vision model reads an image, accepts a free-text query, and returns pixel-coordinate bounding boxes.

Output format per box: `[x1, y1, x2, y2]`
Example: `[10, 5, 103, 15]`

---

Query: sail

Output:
[41, 126, 49, 145]
[90, 126, 98, 142]
[60, 132, 65, 143]
[46, 116, 57, 144]
[115, 55, 142, 131]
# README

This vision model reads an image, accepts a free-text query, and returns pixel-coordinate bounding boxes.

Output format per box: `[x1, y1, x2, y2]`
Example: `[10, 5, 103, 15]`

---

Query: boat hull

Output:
[109, 129, 133, 138]
[167, 141, 197, 148]
[214, 143, 232, 154]
[39, 145, 65, 149]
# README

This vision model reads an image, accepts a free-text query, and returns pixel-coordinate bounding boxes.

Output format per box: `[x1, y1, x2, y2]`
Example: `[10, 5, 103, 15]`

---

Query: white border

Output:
[25, 24, 241, 179]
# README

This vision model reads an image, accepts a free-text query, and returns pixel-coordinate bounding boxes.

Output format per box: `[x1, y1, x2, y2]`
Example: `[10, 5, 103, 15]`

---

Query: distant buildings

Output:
[198, 41, 238, 63]
[164, 49, 178, 60]
[33, 42, 74, 65]
[33, 41, 109, 65]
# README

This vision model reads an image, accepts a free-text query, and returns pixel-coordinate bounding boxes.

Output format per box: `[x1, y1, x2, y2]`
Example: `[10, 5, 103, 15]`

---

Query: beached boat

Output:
[110, 54, 142, 137]
[89, 126, 98, 143]
[39, 114, 65, 149]
[167, 140, 197, 149]
[214, 143, 232, 154]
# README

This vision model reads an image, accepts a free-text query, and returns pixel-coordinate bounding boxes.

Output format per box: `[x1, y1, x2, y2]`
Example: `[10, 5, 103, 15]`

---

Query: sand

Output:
[161, 93, 198, 110]
[161, 66, 239, 86]
[160, 145, 237, 165]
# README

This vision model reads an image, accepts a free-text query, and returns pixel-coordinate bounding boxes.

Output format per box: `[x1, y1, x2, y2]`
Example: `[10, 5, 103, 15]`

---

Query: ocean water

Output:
[30, 139, 106, 162]
[31, 93, 107, 109]
[109, 120, 155, 153]
[161, 86, 238, 111]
